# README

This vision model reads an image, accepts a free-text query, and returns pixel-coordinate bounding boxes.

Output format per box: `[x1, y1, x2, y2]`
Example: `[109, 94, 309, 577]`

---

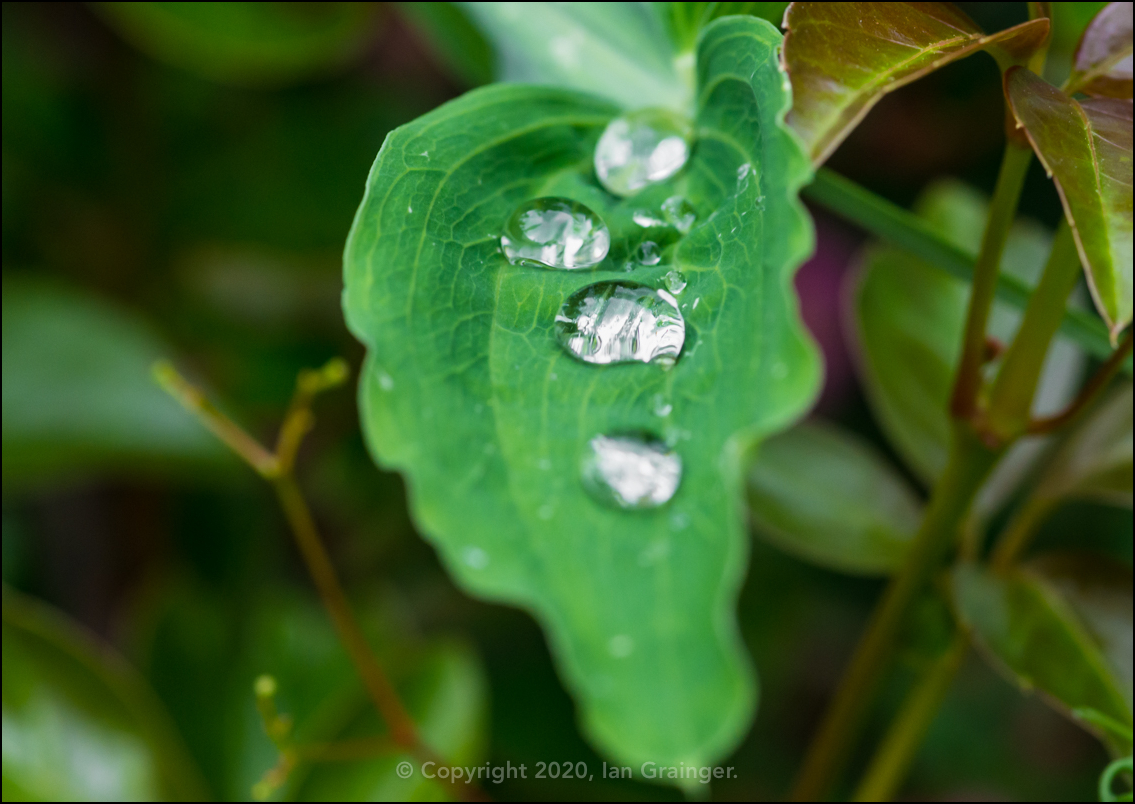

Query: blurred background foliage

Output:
[1, 2, 1128, 800]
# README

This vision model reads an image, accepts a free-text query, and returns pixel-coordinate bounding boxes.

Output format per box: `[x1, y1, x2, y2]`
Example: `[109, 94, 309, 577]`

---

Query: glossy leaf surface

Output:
[653, 3, 789, 53]
[1007, 67, 1134, 339]
[458, 2, 686, 110]
[1068, 2, 1134, 97]
[1036, 382, 1133, 508]
[97, 2, 378, 87]
[747, 420, 921, 575]
[783, 3, 1050, 164]
[850, 181, 1083, 502]
[2, 590, 203, 801]
[343, 17, 819, 768]
[1, 280, 228, 490]
[953, 556, 1133, 738]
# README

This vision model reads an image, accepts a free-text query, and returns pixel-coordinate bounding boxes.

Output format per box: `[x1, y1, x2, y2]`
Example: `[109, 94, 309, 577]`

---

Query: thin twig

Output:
[1028, 328, 1133, 435]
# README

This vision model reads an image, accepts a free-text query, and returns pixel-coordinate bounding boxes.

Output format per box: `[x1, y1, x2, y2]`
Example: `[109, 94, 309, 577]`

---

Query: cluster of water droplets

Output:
[496, 109, 700, 510]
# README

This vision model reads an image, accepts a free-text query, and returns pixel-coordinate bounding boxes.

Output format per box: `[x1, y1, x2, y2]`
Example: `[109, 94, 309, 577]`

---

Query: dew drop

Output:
[378, 373, 395, 391]
[631, 241, 661, 267]
[554, 282, 684, 366]
[651, 392, 673, 417]
[661, 196, 696, 233]
[582, 432, 682, 509]
[594, 109, 691, 197]
[633, 209, 667, 228]
[501, 197, 610, 270]
[608, 634, 635, 658]
[462, 546, 489, 569]
[663, 269, 687, 295]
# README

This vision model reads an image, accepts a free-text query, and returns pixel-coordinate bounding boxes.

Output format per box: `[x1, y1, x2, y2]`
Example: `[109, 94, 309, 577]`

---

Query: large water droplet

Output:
[582, 432, 682, 509]
[661, 196, 696, 233]
[554, 282, 685, 366]
[594, 109, 691, 197]
[501, 197, 610, 270]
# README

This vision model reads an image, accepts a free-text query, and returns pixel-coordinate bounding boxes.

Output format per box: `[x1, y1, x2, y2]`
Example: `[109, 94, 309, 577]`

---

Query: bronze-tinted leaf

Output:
[1068, 2, 1134, 98]
[1007, 67, 1134, 339]
[783, 3, 1049, 164]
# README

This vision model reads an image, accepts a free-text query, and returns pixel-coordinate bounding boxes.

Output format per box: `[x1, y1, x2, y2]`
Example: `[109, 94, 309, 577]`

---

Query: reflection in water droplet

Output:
[582, 433, 682, 509]
[555, 282, 685, 366]
[594, 109, 691, 197]
[661, 196, 696, 233]
[633, 241, 661, 266]
[501, 197, 610, 270]
[651, 392, 672, 417]
[633, 210, 666, 228]
[663, 269, 687, 295]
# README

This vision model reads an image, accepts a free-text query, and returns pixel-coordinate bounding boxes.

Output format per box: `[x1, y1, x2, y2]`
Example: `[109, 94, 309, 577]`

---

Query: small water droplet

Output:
[594, 109, 691, 197]
[378, 373, 394, 391]
[736, 162, 752, 192]
[663, 269, 687, 295]
[638, 538, 671, 565]
[581, 432, 682, 509]
[538, 503, 555, 520]
[554, 282, 685, 366]
[538, 458, 552, 471]
[670, 511, 690, 530]
[420, 150, 430, 158]
[633, 209, 667, 228]
[661, 196, 696, 233]
[407, 204, 413, 213]
[501, 197, 610, 270]
[632, 241, 661, 266]
[652, 392, 673, 417]
[462, 546, 489, 569]
[692, 297, 700, 309]
[608, 634, 635, 658]
[549, 372, 558, 381]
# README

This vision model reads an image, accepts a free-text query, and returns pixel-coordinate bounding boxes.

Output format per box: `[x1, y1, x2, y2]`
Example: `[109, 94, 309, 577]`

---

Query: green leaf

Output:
[2, 589, 204, 801]
[850, 180, 1084, 503]
[653, 3, 789, 54]
[1067, 2, 1134, 97]
[783, 3, 1050, 164]
[747, 420, 921, 575]
[343, 16, 819, 769]
[95, 2, 379, 87]
[1, 279, 228, 491]
[1035, 382, 1133, 507]
[1007, 67, 1133, 338]
[457, 1, 687, 110]
[952, 555, 1133, 741]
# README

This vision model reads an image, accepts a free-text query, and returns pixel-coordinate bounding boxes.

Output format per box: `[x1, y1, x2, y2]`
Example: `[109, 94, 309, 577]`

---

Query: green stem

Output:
[791, 426, 1001, 801]
[951, 143, 1033, 419]
[990, 491, 1056, 570]
[852, 634, 969, 802]
[802, 169, 1128, 372]
[1029, 328, 1133, 434]
[986, 220, 1083, 441]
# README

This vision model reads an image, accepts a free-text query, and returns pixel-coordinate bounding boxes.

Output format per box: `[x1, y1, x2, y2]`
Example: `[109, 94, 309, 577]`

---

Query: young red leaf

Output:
[1067, 2, 1134, 98]
[783, 2, 1049, 164]
[1007, 67, 1133, 339]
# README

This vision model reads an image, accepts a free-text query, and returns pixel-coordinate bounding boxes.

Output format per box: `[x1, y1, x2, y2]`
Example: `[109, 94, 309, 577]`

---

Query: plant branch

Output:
[852, 633, 968, 802]
[802, 169, 1129, 372]
[791, 426, 1001, 801]
[951, 143, 1033, 420]
[985, 220, 1083, 441]
[1028, 328, 1134, 435]
[990, 491, 1057, 570]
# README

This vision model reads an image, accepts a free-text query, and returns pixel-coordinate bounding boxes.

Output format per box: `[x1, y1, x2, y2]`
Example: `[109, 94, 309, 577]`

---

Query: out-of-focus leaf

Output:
[747, 420, 921, 575]
[343, 18, 819, 770]
[397, 2, 494, 87]
[139, 582, 488, 801]
[1007, 67, 1133, 339]
[850, 181, 1084, 503]
[458, 2, 687, 110]
[652, 2, 789, 53]
[1067, 2, 1134, 97]
[1036, 382, 1133, 507]
[783, 3, 1050, 164]
[2, 589, 204, 801]
[1, 280, 228, 489]
[953, 555, 1133, 744]
[95, 2, 379, 87]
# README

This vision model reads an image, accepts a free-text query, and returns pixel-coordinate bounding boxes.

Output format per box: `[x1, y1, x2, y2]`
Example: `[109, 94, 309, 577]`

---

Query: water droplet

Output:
[581, 432, 682, 509]
[638, 538, 671, 565]
[608, 634, 635, 658]
[663, 269, 687, 295]
[632, 241, 661, 266]
[554, 282, 685, 366]
[661, 196, 696, 233]
[462, 546, 489, 569]
[538, 503, 555, 520]
[537, 458, 552, 471]
[594, 109, 691, 197]
[501, 197, 610, 270]
[633, 209, 667, 228]
[692, 297, 700, 310]
[651, 393, 672, 417]
[378, 373, 394, 391]
[407, 204, 413, 213]
[670, 511, 690, 530]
